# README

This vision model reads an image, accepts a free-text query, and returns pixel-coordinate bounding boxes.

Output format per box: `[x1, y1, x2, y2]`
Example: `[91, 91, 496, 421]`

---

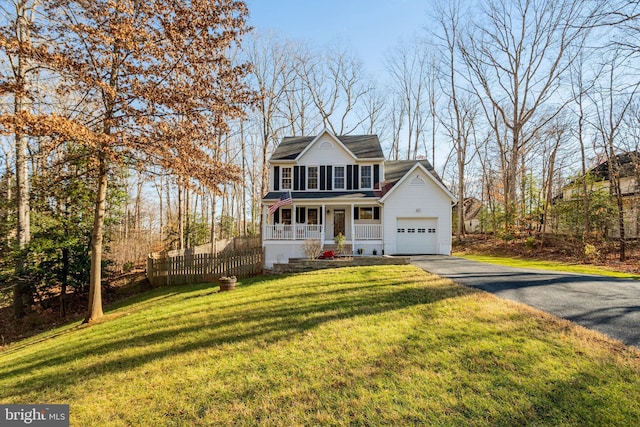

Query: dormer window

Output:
[281, 167, 292, 190]
[334, 166, 345, 189]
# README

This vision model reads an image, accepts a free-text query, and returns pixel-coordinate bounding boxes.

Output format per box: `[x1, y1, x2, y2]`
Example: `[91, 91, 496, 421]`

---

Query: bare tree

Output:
[281, 43, 319, 136]
[386, 96, 405, 160]
[245, 32, 296, 199]
[459, 0, 595, 229]
[385, 39, 431, 159]
[589, 49, 639, 261]
[537, 115, 571, 247]
[299, 46, 371, 135]
[568, 50, 602, 240]
[1, 0, 40, 317]
[357, 83, 387, 136]
[434, 1, 478, 241]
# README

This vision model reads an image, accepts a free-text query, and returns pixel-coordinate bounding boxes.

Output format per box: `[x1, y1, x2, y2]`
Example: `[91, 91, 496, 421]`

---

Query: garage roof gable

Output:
[379, 162, 456, 203]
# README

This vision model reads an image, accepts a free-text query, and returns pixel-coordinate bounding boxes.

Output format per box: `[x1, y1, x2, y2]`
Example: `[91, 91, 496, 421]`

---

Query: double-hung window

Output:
[281, 167, 292, 190]
[334, 166, 345, 189]
[307, 208, 318, 225]
[307, 166, 318, 190]
[360, 165, 372, 189]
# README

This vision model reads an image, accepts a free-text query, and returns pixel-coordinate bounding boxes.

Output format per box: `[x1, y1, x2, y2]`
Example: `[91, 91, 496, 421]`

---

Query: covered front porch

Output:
[263, 203, 382, 251]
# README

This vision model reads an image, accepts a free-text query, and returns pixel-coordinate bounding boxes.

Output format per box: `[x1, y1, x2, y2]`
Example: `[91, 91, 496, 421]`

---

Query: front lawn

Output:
[456, 253, 640, 279]
[1, 266, 639, 426]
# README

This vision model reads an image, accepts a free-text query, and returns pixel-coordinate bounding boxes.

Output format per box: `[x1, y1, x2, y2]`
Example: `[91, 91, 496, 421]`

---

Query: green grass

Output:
[456, 253, 640, 279]
[1, 266, 639, 426]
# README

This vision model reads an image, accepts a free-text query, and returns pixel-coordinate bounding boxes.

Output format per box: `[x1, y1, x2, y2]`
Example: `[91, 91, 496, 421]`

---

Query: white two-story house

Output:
[261, 129, 455, 268]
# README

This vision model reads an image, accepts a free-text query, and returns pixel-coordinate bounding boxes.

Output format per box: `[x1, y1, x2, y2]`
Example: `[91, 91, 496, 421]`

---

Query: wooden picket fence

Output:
[146, 247, 264, 287]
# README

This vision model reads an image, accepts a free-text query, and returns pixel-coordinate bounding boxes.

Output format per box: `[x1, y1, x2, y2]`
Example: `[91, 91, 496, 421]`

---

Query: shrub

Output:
[302, 239, 322, 260]
[584, 243, 600, 261]
[123, 261, 134, 273]
[525, 237, 537, 249]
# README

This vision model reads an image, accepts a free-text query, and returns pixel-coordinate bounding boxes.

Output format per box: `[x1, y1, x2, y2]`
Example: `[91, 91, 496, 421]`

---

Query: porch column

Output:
[262, 206, 268, 240]
[379, 203, 384, 253]
[321, 204, 326, 244]
[292, 202, 297, 240]
[351, 203, 355, 255]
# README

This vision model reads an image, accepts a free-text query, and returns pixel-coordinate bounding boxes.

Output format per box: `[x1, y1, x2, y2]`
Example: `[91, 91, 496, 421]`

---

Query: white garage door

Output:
[396, 218, 437, 254]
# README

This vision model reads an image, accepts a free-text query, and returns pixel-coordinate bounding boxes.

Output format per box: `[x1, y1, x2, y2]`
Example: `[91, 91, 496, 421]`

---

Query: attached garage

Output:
[396, 218, 438, 254]
[381, 161, 455, 256]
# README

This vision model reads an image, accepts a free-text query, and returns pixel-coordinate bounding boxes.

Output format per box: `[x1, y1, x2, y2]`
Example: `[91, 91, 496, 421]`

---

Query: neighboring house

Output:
[557, 151, 640, 238]
[261, 129, 456, 268]
[452, 197, 484, 234]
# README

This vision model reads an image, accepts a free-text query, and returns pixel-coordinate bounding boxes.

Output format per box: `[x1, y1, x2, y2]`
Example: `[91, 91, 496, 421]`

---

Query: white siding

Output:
[382, 169, 453, 255]
[297, 137, 354, 165]
[264, 243, 305, 269]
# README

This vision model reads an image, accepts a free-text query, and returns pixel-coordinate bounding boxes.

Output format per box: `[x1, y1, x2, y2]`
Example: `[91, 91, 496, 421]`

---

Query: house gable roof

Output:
[380, 160, 456, 203]
[560, 151, 640, 198]
[270, 129, 384, 161]
[590, 151, 640, 181]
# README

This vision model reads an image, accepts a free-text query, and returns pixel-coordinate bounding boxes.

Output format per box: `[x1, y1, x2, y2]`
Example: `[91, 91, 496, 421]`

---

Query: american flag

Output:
[268, 190, 293, 215]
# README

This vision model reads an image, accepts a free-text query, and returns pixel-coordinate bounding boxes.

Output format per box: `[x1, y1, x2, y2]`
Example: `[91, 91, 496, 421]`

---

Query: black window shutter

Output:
[373, 164, 380, 188]
[293, 166, 300, 191]
[347, 165, 353, 190]
[319, 209, 323, 225]
[327, 166, 333, 190]
[354, 207, 359, 220]
[274, 209, 280, 223]
[354, 165, 359, 190]
[320, 166, 326, 190]
[274, 166, 280, 191]
[374, 206, 380, 220]
[300, 166, 306, 190]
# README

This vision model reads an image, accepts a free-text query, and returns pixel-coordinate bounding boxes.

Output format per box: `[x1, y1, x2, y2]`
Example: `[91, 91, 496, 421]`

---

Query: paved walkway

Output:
[410, 255, 640, 348]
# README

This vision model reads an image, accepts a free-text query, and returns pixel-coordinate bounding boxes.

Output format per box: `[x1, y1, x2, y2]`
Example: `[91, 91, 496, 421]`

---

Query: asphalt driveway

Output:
[410, 255, 640, 348]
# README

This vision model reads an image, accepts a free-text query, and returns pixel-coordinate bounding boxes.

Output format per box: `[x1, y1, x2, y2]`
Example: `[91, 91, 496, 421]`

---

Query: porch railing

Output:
[263, 224, 322, 240]
[354, 224, 382, 240]
[264, 224, 382, 241]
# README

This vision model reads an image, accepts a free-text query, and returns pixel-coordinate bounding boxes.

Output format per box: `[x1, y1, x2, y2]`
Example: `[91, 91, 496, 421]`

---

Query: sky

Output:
[244, 0, 433, 79]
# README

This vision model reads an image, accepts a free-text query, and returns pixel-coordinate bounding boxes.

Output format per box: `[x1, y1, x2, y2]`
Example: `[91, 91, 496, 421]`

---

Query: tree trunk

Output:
[60, 247, 69, 318]
[84, 151, 108, 323]
[540, 143, 558, 250]
[456, 167, 464, 241]
[177, 183, 184, 250]
[13, 131, 29, 319]
[13, 0, 32, 318]
[210, 193, 217, 253]
[157, 175, 163, 243]
[607, 145, 626, 262]
[135, 170, 143, 239]
[185, 186, 190, 248]
[241, 121, 247, 236]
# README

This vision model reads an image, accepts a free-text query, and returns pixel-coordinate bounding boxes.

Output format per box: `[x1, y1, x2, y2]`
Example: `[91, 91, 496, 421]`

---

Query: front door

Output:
[334, 209, 345, 237]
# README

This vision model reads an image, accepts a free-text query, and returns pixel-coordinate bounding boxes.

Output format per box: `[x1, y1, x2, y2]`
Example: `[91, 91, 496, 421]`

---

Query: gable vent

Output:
[410, 175, 426, 185]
